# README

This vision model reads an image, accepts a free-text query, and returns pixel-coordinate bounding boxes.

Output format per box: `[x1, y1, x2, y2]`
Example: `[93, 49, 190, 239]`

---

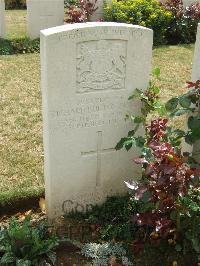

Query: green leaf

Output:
[190, 128, 200, 142]
[125, 144, 132, 151]
[135, 136, 145, 148]
[124, 139, 134, 151]
[170, 210, 177, 221]
[47, 251, 57, 264]
[185, 134, 193, 145]
[0, 245, 7, 252]
[128, 130, 135, 137]
[0, 252, 16, 263]
[115, 138, 127, 150]
[141, 191, 151, 203]
[171, 109, 189, 117]
[130, 115, 135, 121]
[153, 67, 160, 78]
[174, 129, 185, 137]
[191, 238, 200, 253]
[192, 175, 199, 186]
[158, 105, 167, 116]
[129, 88, 142, 100]
[165, 97, 179, 112]
[115, 137, 136, 151]
[128, 95, 134, 100]
[188, 116, 200, 131]
[16, 259, 32, 266]
[134, 116, 145, 124]
[152, 86, 160, 95]
[179, 96, 191, 108]
[153, 101, 162, 109]
[175, 244, 182, 252]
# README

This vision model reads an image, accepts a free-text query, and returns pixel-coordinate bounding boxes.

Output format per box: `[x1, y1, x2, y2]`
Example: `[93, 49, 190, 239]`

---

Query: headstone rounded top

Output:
[40, 22, 152, 37]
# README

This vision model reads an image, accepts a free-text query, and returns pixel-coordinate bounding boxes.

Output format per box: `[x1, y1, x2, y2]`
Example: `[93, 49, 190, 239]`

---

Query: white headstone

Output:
[27, 0, 64, 39]
[159, 0, 200, 6]
[183, 0, 200, 7]
[41, 22, 153, 219]
[0, 0, 5, 38]
[192, 24, 200, 81]
[191, 23, 200, 164]
[89, 0, 112, 21]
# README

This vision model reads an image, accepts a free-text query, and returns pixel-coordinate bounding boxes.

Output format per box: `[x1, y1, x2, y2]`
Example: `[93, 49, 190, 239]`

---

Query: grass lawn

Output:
[5, 10, 27, 39]
[5, 9, 68, 39]
[0, 44, 194, 207]
[0, 53, 43, 206]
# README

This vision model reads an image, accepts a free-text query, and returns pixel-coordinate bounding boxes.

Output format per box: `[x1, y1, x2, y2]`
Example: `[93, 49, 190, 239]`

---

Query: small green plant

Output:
[0, 216, 59, 265]
[81, 242, 133, 265]
[116, 68, 164, 152]
[178, 188, 200, 260]
[0, 38, 40, 55]
[64, 195, 138, 241]
[64, 0, 79, 7]
[0, 39, 14, 55]
[166, 80, 200, 153]
[11, 38, 40, 54]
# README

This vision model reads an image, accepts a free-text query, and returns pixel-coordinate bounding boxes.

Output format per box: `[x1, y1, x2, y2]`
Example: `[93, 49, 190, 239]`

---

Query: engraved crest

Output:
[76, 40, 127, 93]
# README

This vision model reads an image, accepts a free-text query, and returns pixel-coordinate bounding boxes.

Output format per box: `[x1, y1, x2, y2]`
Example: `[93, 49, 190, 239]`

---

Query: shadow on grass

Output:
[153, 43, 194, 51]
[0, 188, 44, 217]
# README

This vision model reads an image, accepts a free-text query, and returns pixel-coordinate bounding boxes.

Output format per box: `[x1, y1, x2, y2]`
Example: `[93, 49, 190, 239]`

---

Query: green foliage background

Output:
[104, 0, 200, 45]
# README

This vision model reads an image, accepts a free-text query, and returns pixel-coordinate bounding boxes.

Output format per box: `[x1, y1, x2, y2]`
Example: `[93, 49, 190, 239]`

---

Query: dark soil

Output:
[56, 242, 90, 266]
[0, 193, 44, 216]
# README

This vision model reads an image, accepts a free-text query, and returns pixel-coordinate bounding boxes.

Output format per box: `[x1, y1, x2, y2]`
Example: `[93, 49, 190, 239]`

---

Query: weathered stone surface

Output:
[192, 24, 200, 82]
[183, 0, 200, 7]
[159, 0, 199, 6]
[89, 0, 112, 22]
[191, 23, 200, 165]
[0, 0, 5, 37]
[41, 22, 153, 219]
[27, 0, 64, 39]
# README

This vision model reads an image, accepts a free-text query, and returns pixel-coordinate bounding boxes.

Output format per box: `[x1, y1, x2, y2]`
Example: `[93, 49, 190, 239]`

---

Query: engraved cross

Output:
[81, 131, 115, 186]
